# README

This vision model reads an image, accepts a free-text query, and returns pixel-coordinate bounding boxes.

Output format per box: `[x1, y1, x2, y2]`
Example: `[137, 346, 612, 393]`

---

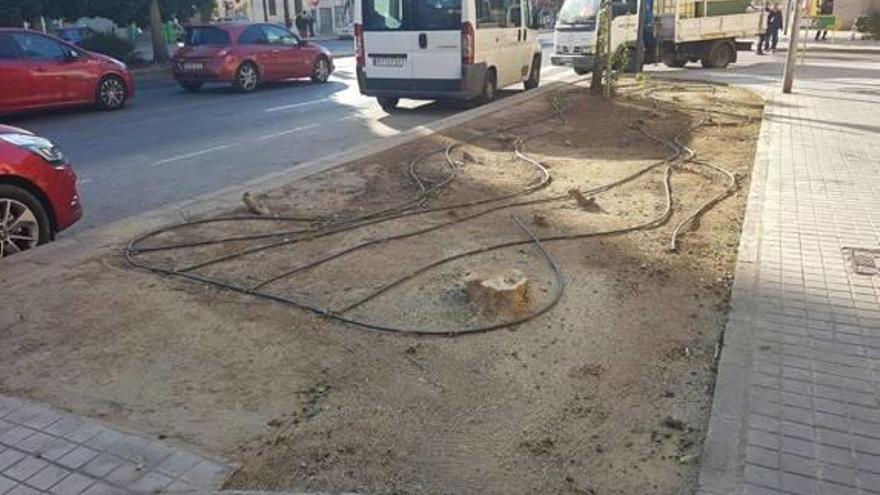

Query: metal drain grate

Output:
[843, 247, 880, 276]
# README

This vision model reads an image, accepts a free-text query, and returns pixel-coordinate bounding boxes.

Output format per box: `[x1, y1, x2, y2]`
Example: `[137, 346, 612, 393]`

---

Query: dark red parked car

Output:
[172, 23, 334, 92]
[0, 28, 134, 115]
[0, 125, 81, 257]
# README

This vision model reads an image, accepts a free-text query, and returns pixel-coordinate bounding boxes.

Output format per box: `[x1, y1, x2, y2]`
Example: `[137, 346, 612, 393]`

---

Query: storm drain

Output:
[843, 247, 880, 276]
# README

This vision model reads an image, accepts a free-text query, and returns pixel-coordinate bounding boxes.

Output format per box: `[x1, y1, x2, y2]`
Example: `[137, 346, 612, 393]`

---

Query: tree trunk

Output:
[149, 0, 169, 64]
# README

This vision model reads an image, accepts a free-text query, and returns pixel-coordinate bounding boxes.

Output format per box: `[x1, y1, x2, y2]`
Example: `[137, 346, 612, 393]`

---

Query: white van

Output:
[353, 0, 543, 111]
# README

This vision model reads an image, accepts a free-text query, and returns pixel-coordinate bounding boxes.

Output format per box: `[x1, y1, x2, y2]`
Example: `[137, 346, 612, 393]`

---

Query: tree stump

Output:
[463, 269, 529, 318]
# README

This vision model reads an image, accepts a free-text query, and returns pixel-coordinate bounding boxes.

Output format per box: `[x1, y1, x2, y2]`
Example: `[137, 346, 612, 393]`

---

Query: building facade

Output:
[216, 0, 353, 36]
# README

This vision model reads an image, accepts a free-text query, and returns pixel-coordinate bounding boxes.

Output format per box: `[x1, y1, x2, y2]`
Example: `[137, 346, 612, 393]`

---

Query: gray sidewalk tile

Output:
[695, 51, 880, 494]
[0, 397, 230, 495]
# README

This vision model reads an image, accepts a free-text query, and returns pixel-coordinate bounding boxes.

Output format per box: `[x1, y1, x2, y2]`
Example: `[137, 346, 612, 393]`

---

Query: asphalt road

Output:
[5, 34, 570, 233]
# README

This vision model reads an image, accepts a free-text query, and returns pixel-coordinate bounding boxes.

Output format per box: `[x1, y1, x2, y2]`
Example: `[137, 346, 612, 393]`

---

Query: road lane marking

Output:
[150, 145, 231, 166]
[263, 98, 332, 113]
[255, 123, 321, 142]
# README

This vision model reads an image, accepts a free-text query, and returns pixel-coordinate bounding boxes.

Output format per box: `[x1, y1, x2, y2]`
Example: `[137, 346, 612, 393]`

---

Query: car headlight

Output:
[0, 134, 66, 166]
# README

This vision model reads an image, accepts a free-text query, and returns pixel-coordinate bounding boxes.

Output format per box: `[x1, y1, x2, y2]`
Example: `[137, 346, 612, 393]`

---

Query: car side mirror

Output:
[65, 49, 80, 61]
[298, 38, 307, 46]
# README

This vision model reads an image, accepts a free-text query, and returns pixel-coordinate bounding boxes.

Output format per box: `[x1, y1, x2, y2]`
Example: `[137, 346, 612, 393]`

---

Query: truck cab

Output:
[551, 0, 762, 74]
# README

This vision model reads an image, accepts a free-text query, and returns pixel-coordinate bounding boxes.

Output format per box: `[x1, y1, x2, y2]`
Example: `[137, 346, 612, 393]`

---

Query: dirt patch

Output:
[0, 78, 762, 495]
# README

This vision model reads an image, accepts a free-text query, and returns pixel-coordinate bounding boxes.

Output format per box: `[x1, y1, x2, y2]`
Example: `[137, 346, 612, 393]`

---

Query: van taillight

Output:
[461, 22, 474, 65]
[355, 23, 365, 66]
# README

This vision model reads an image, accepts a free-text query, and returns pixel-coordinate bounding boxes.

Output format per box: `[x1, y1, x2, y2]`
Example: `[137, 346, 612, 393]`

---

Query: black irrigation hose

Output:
[128, 93, 571, 257]
[125, 84, 746, 335]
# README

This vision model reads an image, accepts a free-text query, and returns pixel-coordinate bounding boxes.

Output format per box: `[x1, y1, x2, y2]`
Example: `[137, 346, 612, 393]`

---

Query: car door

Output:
[238, 25, 277, 78]
[0, 33, 34, 112]
[9, 33, 69, 108]
[263, 25, 308, 78]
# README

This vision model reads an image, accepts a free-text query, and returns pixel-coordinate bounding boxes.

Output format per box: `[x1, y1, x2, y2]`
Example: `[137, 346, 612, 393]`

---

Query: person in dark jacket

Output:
[307, 10, 316, 38]
[765, 4, 783, 52]
[295, 11, 309, 38]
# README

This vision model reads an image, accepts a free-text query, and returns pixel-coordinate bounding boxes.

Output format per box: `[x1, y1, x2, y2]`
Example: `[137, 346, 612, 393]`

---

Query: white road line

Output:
[263, 98, 332, 113]
[150, 145, 231, 166]
[255, 123, 321, 142]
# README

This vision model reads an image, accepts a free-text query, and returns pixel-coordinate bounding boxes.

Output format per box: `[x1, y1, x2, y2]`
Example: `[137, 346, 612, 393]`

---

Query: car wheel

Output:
[311, 57, 331, 83]
[180, 81, 203, 92]
[377, 97, 399, 112]
[479, 69, 497, 105]
[0, 185, 51, 258]
[96, 75, 127, 110]
[234, 62, 260, 92]
[524, 55, 541, 90]
[573, 67, 591, 75]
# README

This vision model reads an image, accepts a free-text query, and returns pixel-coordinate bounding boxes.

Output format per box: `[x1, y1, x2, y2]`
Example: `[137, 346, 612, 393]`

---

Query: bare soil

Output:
[0, 78, 762, 495]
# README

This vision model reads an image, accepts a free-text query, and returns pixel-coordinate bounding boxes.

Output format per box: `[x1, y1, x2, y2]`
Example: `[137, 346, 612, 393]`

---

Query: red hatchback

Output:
[0, 28, 134, 115]
[172, 23, 334, 92]
[0, 125, 81, 257]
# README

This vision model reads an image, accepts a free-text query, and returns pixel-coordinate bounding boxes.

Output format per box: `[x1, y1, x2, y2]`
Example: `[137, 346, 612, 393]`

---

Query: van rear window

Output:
[363, 0, 461, 31]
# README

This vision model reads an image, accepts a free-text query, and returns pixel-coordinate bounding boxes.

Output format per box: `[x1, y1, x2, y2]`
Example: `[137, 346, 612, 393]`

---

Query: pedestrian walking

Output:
[307, 10, 316, 38]
[765, 4, 783, 52]
[295, 11, 309, 38]
[756, 4, 770, 55]
[815, 0, 833, 40]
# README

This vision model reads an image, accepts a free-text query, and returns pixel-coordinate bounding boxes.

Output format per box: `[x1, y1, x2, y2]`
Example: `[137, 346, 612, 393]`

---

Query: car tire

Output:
[573, 67, 591, 75]
[233, 62, 260, 92]
[311, 57, 331, 83]
[96, 75, 128, 111]
[524, 55, 541, 90]
[0, 184, 51, 258]
[479, 69, 497, 105]
[377, 97, 399, 112]
[180, 81, 203, 92]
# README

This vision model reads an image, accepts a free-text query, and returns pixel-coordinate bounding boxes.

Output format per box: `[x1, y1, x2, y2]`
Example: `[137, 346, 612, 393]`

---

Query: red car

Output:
[0, 28, 134, 115]
[172, 23, 334, 92]
[0, 125, 81, 257]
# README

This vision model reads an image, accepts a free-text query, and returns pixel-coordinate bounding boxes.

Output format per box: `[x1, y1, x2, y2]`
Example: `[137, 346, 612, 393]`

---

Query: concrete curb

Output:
[1, 74, 580, 291]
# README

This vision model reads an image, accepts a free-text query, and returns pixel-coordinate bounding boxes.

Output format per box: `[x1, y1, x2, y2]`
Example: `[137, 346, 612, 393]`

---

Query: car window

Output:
[184, 26, 231, 46]
[11, 33, 66, 61]
[262, 25, 299, 45]
[476, 0, 519, 27]
[362, 0, 461, 31]
[0, 34, 19, 59]
[239, 25, 268, 44]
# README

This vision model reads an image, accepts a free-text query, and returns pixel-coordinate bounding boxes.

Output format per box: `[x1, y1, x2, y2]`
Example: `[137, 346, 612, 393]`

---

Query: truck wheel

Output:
[662, 55, 687, 68]
[573, 67, 591, 75]
[524, 55, 541, 90]
[702, 42, 734, 69]
[377, 97, 399, 112]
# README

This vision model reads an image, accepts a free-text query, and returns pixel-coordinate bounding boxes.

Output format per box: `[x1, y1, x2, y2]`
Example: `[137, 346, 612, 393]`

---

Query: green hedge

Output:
[854, 12, 880, 40]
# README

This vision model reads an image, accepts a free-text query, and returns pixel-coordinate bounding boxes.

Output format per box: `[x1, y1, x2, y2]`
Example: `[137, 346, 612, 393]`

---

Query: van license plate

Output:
[373, 56, 405, 68]
[183, 62, 204, 71]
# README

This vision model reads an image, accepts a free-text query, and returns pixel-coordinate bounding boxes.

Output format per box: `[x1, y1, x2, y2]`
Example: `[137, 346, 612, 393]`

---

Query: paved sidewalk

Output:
[0, 396, 232, 494]
[657, 53, 880, 493]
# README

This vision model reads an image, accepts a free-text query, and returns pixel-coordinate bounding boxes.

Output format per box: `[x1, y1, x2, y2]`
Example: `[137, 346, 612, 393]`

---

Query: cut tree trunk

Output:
[149, 0, 169, 64]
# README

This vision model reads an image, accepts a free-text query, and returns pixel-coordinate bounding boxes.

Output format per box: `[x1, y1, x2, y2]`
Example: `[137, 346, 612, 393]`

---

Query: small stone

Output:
[678, 454, 699, 464]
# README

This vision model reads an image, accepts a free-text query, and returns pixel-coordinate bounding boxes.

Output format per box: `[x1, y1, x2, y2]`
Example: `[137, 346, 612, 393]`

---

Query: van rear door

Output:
[361, 0, 462, 81]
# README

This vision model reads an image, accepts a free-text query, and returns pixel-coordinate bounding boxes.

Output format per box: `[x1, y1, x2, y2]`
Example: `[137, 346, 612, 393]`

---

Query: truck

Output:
[551, 0, 764, 74]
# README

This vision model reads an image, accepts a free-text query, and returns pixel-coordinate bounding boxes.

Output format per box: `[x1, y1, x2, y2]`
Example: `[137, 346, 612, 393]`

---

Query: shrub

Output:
[854, 12, 880, 40]
[78, 32, 135, 63]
